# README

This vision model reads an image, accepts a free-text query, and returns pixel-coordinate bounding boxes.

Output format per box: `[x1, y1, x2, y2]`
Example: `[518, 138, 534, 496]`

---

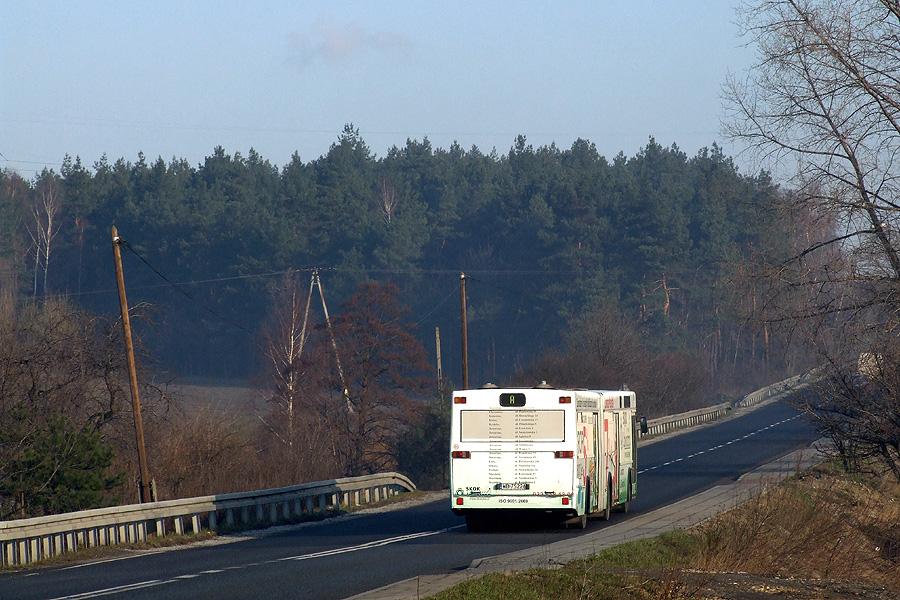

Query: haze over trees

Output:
[0, 129, 792, 392]
[0, 126, 802, 511]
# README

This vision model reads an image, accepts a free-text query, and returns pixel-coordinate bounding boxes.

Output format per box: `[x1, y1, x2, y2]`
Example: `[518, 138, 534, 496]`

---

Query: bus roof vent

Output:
[481, 382, 499, 389]
[535, 380, 554, 389]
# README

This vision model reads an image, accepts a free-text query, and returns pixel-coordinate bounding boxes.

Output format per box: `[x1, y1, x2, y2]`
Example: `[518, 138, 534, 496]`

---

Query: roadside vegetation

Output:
[0, 137, 794, 516]
[429, 460, 900, 599]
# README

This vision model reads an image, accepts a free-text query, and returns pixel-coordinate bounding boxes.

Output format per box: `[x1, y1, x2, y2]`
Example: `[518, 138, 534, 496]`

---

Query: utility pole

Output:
[435, 326, 443, 400]
[460, 272, 468, 390]
[313, 269, 352, 413]
[111, 227, 152, 503]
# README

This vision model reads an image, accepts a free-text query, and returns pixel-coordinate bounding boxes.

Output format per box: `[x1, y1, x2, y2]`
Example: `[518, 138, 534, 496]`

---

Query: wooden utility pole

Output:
[111, 226, 152, 503]
[435, 326, 443, 398]
[313, 269, 352, 413]
[460, 272, 468, 390]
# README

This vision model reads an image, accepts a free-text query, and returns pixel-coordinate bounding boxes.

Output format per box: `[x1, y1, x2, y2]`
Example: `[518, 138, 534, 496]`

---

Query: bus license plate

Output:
[495, 482, 530, 490]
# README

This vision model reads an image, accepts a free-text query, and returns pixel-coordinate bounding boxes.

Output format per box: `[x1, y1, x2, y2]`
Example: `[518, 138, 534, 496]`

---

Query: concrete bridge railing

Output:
[0, 471, 415, 567]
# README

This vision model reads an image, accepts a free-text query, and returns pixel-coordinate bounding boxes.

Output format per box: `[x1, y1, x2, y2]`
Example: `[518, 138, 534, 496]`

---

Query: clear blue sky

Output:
[2, 1, 754, 178]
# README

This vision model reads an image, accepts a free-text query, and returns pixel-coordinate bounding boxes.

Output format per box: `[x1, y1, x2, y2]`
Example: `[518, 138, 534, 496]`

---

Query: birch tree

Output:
[26, 171, 61, 298]
[261, 270, 313, 448]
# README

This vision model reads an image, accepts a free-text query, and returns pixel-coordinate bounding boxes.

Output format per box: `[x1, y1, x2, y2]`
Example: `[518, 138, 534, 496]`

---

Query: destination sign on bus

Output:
[500, 393, 526, 407]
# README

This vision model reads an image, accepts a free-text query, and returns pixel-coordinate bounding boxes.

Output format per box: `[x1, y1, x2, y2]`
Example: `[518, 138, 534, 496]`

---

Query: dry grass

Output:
[430, 460, 900, 599]
[694, 460, 900, 588]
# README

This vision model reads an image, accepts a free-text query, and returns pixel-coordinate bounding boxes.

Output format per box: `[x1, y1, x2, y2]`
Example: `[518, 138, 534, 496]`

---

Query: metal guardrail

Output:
[641, 401, 732, 437]
[1, 375, 807, 568]
[639, 374, 803, 439]
[734, 374, 803, 409]
[0, 472, 415, 567]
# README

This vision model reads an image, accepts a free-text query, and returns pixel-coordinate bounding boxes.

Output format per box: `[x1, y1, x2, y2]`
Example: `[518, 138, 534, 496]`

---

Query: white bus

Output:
[450, 384, 640, 530]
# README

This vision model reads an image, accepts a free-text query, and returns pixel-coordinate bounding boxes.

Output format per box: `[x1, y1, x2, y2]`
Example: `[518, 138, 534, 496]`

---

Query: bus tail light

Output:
[562, 497, 570, 505]
[559, 396, 571, 404]
[454, 396, 467, 404]
[554, 451, 574, 458]
[452, 451, 471, 459]
[456, 497, 464, 505]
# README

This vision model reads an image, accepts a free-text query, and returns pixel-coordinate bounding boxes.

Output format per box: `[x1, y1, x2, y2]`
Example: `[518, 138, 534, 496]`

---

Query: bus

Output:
[450, 384, 640, 530]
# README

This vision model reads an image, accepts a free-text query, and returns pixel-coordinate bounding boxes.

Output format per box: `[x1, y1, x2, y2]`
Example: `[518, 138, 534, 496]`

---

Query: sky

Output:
[1, 1, 756, 178]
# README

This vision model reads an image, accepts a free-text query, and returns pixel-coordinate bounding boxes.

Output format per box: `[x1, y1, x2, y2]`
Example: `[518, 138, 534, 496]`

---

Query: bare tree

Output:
[0, 300, 132, 517]
[724, 0, 900, 478]
[378, 178, 399, 226]
[25, 173, 61, 298]
[261, 270, 313, 448]
[515, 303, 706, 417]
[308, 281, 432, 477]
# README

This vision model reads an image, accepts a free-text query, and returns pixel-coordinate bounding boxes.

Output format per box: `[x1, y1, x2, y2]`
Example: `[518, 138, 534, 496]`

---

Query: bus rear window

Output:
[460, 410, 565, 442]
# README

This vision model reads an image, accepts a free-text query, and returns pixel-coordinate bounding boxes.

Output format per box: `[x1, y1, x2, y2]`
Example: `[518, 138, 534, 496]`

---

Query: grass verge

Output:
[428, 460, 900, 599]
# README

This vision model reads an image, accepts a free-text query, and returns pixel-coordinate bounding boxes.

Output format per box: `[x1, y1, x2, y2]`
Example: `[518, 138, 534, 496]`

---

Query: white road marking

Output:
[637, 414, 801, 475]
[47, 580, 170, 600]
[45, 525, 465, 600]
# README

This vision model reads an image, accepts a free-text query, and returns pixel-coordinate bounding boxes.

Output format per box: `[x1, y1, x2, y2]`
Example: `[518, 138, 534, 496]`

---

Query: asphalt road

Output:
[0, 400, 818, 600]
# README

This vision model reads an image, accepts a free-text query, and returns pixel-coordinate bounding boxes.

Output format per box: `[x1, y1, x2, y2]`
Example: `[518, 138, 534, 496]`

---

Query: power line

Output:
[68, 265, 580, 300]
[118, 238, 258, 340]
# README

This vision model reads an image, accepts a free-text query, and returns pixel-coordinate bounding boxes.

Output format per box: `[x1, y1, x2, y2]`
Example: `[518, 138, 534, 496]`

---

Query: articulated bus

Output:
[450, 384, 639, 530]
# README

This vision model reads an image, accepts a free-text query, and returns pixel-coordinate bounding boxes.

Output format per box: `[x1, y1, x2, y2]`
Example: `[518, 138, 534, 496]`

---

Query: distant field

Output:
[165, 381, 266, 413]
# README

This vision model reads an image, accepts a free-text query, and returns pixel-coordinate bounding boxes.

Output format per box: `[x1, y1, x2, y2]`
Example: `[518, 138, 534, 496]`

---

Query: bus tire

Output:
[465, 513, 485, 532]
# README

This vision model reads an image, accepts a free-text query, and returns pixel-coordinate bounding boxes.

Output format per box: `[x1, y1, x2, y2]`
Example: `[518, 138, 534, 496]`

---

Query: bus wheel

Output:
[603, 482, 612, 521]
[564, 511, 587, 529]
[465, 514, 485, 532]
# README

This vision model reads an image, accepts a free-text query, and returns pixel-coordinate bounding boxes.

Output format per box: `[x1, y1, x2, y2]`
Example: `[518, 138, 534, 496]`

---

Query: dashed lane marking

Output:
[637, 415, 801, 475]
